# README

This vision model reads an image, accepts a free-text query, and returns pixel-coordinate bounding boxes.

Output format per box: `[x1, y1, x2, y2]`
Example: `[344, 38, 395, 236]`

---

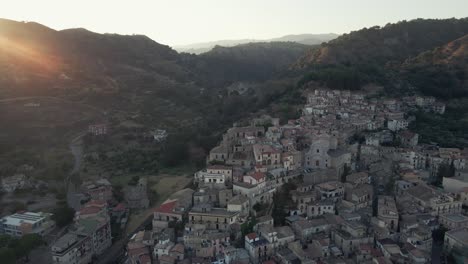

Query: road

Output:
[66, 132, 85, 210]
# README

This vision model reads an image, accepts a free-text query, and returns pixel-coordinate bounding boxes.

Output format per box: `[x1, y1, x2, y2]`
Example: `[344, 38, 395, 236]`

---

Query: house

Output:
[169, 243, 185, 261]
[253, 144, 282, 169]
[0, 211, 55, 237]
[406, 183, 462, 216]
[189, 204, 239, 231]
[82, 179, 113, 202]
[333, 221, 371, 257]
[291, 218, 330, 243]
[154, 232, 175, 259]
[397, 130, 419, 147]
[244, 233, 274, 264]
[209, 146, 229, 163]
[444, 227, 468, 253]
[377, 196, 399, 231]
[207, 165, 233, 182]
[315, 181, 344, 202]
[153, 200, 184, 229]
[152, 129, 168, 142]
[1, 174, 28, 192]
[227, 195, 250, 217]
[306, 199, 335, 217]
[88, 123, 107, 136]
[243, 171, 266, 186]
[387, 119, 408, 131]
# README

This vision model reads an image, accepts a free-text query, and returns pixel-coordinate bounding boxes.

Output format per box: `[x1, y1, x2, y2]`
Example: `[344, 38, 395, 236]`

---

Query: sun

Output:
[0, 35, 61, 75]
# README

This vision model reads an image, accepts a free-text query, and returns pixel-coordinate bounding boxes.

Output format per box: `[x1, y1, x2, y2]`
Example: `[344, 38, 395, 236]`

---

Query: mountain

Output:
[294, 18, 468, 95]
[181, 42, 310, 87]
[401, 34, 468, 98]
[173, 33, 338, 54]
[295, 18, 468, 68]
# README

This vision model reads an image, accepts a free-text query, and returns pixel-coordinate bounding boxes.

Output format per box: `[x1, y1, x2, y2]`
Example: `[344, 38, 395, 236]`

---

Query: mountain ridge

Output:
[173, 33, 338, 54]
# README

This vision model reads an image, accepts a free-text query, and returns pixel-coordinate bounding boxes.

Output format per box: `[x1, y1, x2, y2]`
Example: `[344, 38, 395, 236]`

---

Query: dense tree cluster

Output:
[0, 234, 44, 264]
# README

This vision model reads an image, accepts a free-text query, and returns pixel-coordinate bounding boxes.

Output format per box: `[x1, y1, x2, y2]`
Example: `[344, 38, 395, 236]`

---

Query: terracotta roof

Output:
[139, 254, 151, 264]
[251, 172, 266, 181]
[170, 243, 185, 254]
[85, 200, 107, 207]
[79, 206, 102, 215]
[128, 246, 149, 257]
[113, 203, 126, 211]
[246, 233, 257, 240]
[155, 200, 177, 214]
[207, 165, 231, 170]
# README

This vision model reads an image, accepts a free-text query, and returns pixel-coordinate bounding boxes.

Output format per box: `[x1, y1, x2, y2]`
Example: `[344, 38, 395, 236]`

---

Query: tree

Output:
[14, 234, 43, 261]
[52, 205, 75, 227]
[0, 248, 15, 264]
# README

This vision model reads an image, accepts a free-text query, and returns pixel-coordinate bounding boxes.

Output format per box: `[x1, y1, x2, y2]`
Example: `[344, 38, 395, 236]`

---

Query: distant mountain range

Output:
[173, 33, 339, 54]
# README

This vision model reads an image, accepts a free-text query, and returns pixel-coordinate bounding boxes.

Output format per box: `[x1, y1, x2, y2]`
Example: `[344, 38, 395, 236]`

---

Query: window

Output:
[316, 160, 320, 166]
[317, 149, 320, 153]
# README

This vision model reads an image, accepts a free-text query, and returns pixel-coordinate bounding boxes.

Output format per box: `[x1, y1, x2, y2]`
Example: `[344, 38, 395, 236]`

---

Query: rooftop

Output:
[441, 213, 468, 223]
[1, 212, 49, 226]
[446, 228, 468, 245]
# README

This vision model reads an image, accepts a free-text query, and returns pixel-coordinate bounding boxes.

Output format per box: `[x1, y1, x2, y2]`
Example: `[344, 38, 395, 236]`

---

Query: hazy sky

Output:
[1, 0, 467, 46]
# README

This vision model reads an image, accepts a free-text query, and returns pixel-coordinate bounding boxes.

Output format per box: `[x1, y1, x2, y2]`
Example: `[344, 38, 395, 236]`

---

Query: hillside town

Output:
[2, 89, 468, 264]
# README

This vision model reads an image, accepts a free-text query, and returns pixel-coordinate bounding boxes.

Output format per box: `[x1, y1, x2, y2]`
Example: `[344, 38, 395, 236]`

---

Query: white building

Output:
[51, 233, 93, 264]
[387, 119, 409, 132]
[0, 212, 55, 237]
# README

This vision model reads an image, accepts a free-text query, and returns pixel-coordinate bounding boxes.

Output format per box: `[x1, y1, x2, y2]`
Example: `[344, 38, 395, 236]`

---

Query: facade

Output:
[51, 233, 93, 264]
[315, 181, 344, 202]
[377, 196, 399, 231]
[0, 211, 55, 237]
[88, 124, 107, 136]
[189, 206, 239, 231]
[444, 228, 468, 253]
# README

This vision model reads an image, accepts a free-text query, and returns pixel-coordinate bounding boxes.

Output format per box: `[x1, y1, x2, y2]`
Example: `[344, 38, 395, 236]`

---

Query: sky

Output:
[1, 0, 467, 46]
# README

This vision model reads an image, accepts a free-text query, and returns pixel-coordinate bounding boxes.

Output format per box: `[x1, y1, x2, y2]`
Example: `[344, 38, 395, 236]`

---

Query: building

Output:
[315, 181, 344, 202]
[440, 213, 468, 230]
[227, 195, 250, 217]
[88, 124, 107, 136]
[82, 179, 113, 202]
[73, 211, 112, 256]
[1, 174, 28, 192]
[51, 233, 93, 264]
[387, 119, 408, 131]
[0, 211, 55, 237]
[377, 196, 399, 231]
[244, 233, 274, 264]
[153, 200, 185, 229]
[306, 200, 335, 217]
[189, 205, 239, 231]
[444, 228, 468, 253]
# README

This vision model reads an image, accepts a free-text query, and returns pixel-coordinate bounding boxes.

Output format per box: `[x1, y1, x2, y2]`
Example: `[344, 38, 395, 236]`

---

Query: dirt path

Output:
[66, 132, 85, 209]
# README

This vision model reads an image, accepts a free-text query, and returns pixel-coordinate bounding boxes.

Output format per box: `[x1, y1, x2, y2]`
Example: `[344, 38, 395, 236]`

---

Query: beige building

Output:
[440, 213, 468, 230]
[189, 205, 239, 231]
[377, 196, 399, 231]
[444, 228, 468, 253]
